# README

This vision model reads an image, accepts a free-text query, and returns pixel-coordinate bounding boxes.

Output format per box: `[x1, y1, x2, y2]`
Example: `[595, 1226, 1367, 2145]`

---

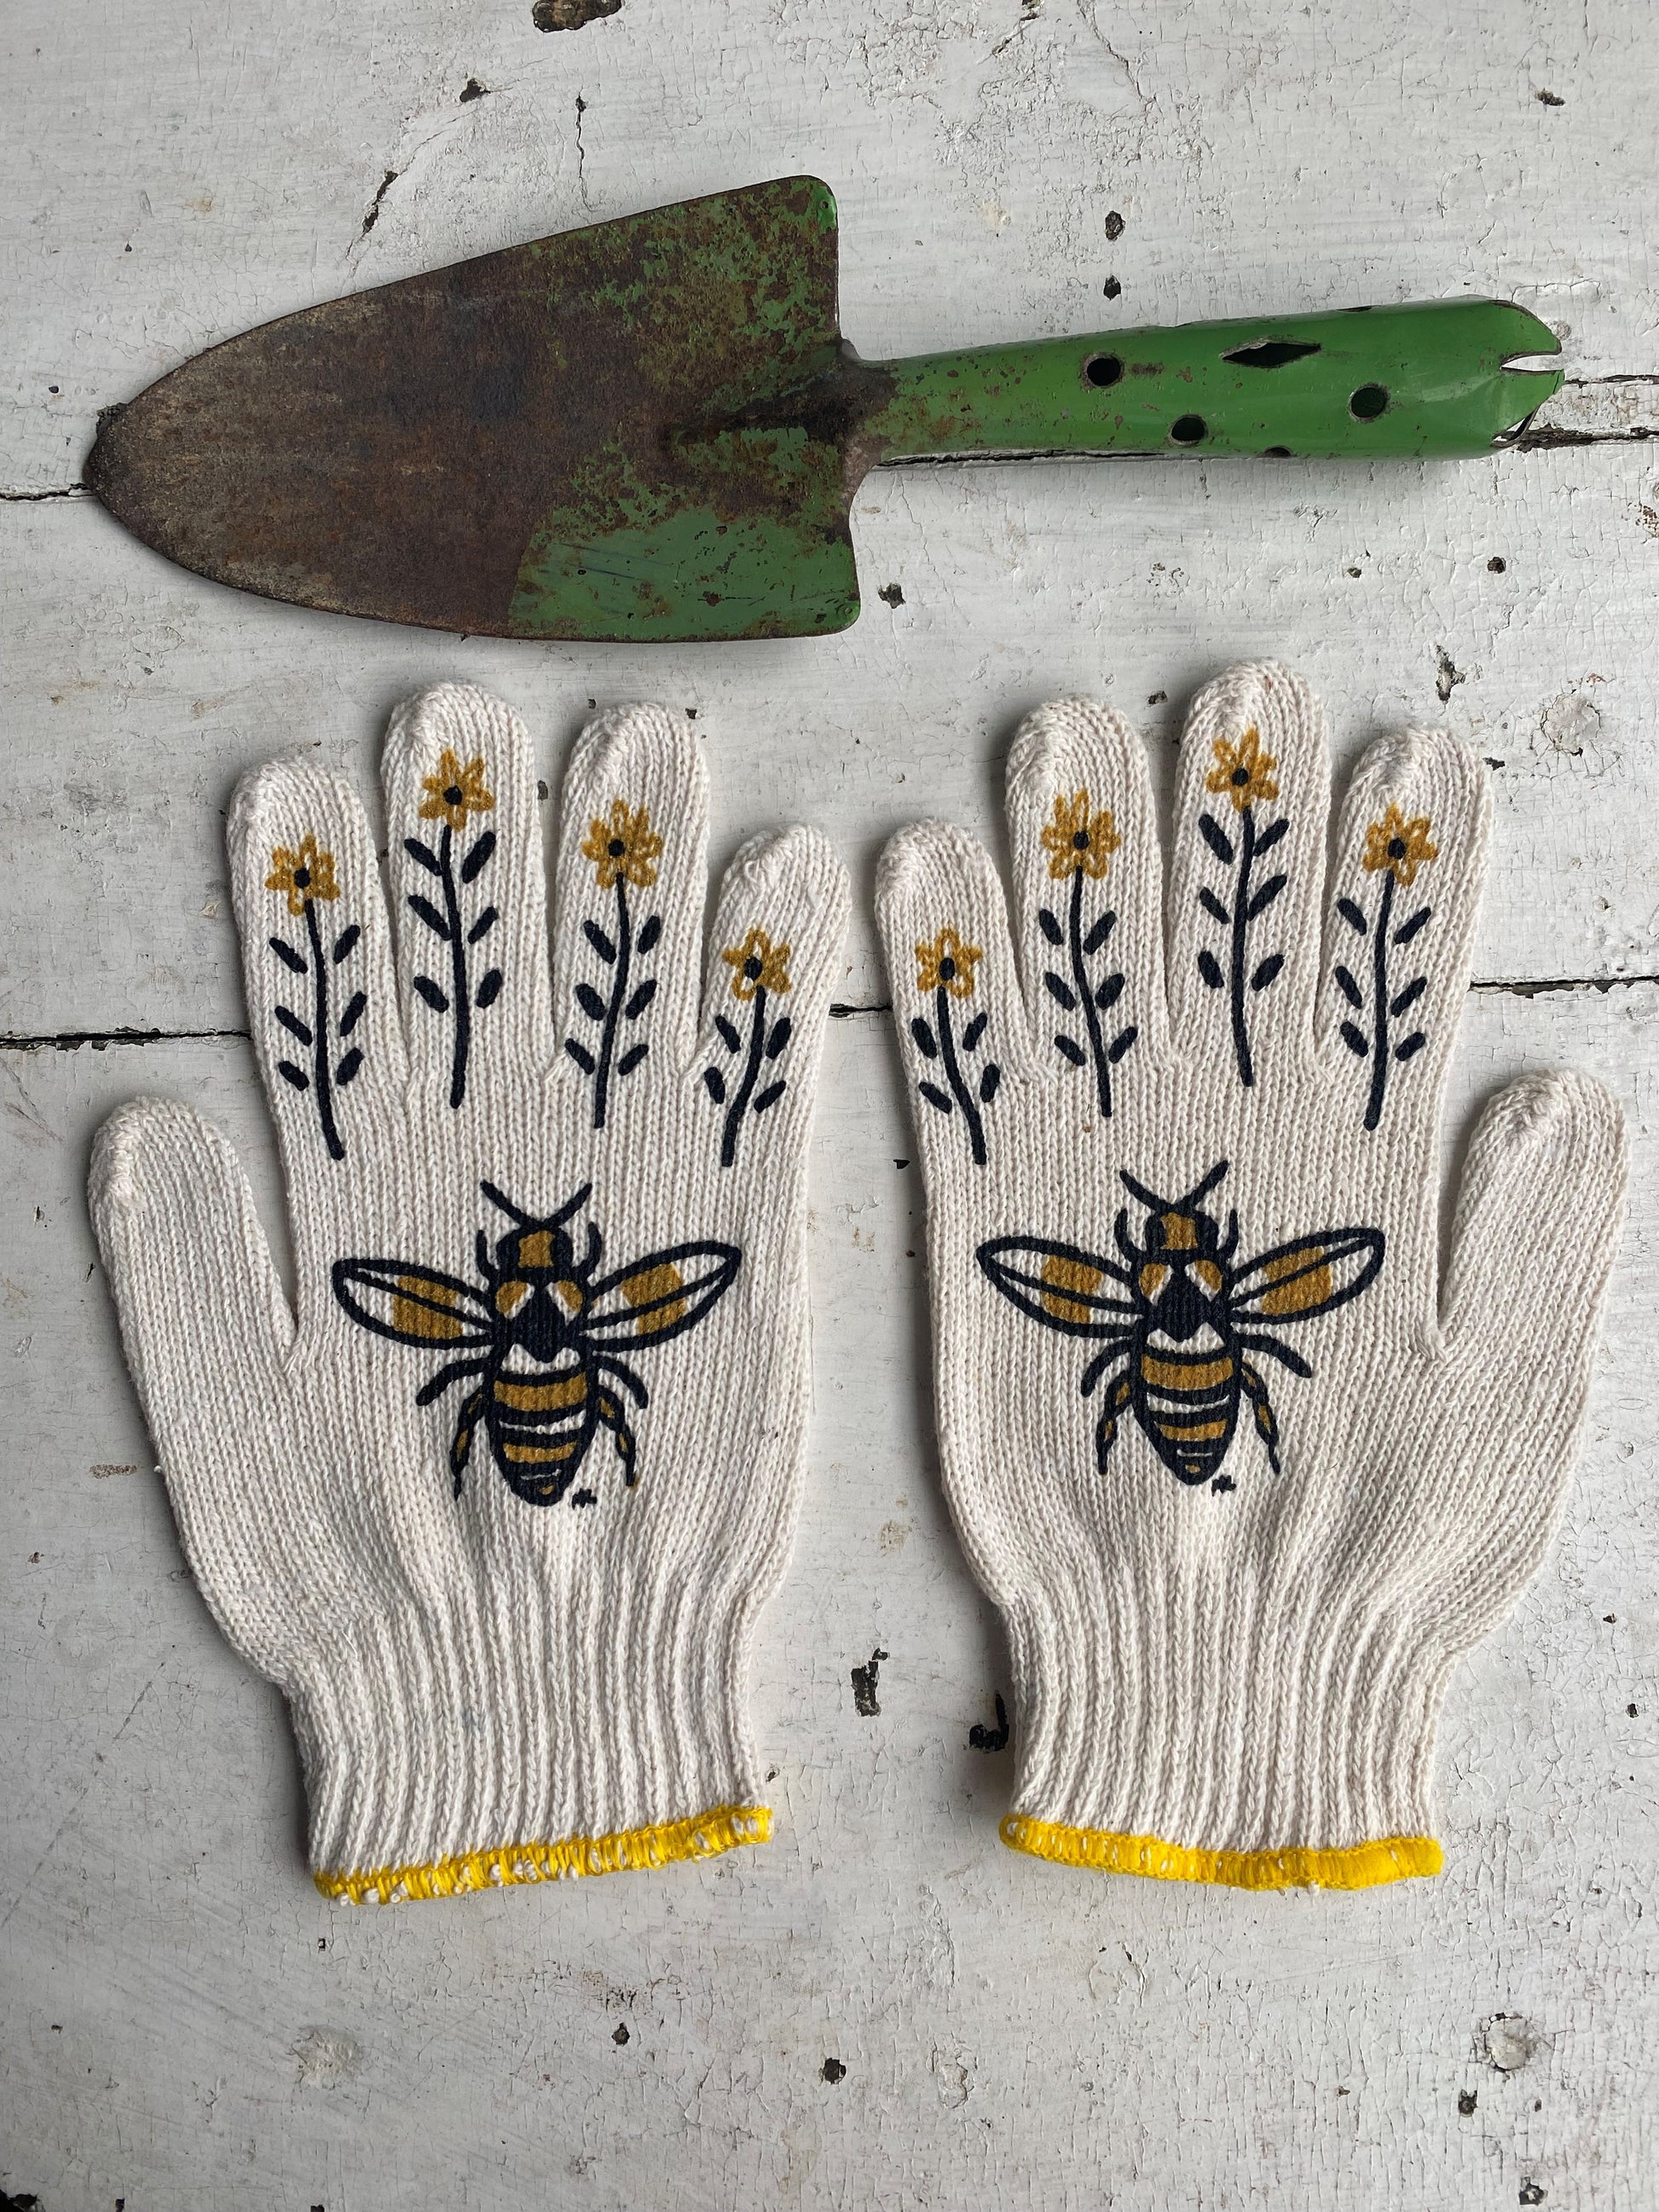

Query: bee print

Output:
[978, 1161, 1384, 1493]
[332, 1182, 739, 1508]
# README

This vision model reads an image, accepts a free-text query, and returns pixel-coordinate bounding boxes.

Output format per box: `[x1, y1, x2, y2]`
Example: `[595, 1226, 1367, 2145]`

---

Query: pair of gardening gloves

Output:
[90, 671, 1624, 1903]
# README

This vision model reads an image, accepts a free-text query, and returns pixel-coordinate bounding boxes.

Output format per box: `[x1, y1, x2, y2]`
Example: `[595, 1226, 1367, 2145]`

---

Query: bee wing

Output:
[1228, 1228, 1385, 1325]
[977, 1237, 1138, 1338]
[331, 1259, 499, 1348]
[579, 1241, 741, 1349]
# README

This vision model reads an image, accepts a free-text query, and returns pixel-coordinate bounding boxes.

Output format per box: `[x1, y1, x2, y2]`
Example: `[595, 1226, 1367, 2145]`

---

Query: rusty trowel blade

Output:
[85, 177, 866, 641]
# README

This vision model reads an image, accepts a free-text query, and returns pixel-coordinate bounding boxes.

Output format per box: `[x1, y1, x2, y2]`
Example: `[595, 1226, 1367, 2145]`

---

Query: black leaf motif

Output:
[1197, 948, 1225, 990]
[275, 1005, 313, 1046]
[403, 837, 441, 875]
[1250, 953, 1284, 994]
[1082, 910, 1117, 956]
[1043, 972, 1078, 1012]
[407, 892, 451, 941]
[1245, 872, 1286, 921]
[332, 924, 361, 964]
[637, 913, 662, 956]
[564, 1037, 596, 1074]
[1199, 887, 1231, 926]
[1199, 811, 1235, 864]
[1394, 1031, 1427, 1063]
[1038, 907, 1064, 946]
[413, 974, 449, 1014]
[979, 1063, 1002, 1105]
[625, 978, 657, 1020]
[1333, 962, 1362, 1008]
[460, 830, 496, 885]
[1390, 974, 1427, 1018]
[961, 1011, 987, 1051]
[336, 1048, 364, 1088]
[1095, 972, 1124, 1012]
[277, 1060, 309, 1091]
[475, 968, 504, 1009]
[584, 919, 617, 962]
[616, 1041, 649, 1078]
[1394, 905, 1431, 947]
[1337, 897, 1367, 935]
[715, 1013, 742, 1053]
[466, 905, 499, 944]
[752, 1080, 786, 1114]
[1055, 1033, 1085, 1066]
[766, 1017, 793, 1060]
[575, 981, 608, 1022]
[1340, 1020, 1368, 1057]
[270, 936, 307, 975]
[702, 1066, 726, 1103]
[338, 990, 367, 1037]
[919, 1080, 955, 1115]
[1107, 1025, 1138, 1063]
[910, 1017, 939, 1060]
[1254, 816, 1289, 855]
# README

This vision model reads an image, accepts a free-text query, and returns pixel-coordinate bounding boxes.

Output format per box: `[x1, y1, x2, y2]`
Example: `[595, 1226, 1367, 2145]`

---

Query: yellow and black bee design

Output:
[978, 1161, 1384, 1493]
[332, 1181, 739, 1508]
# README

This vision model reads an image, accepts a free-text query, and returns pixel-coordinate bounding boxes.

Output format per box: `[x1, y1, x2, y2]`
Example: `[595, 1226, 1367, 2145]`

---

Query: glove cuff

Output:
[999, 1585, 1451, 1891]
[286, 1584, 771, 1903]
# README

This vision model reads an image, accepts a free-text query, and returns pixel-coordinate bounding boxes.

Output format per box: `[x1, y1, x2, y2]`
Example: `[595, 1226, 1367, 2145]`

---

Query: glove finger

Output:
[551, 705, 708, 1121]
[1319, 728, 1489, 1134]
[88, 1099, 320, 1680]
[694, 826, 851, 1171]
[383, 683, 552, 1106]
[1006, 697, 1169, 1118]
[1423, 1072, 1627, 1637]
[1165, 662, 1329, 1089]
[1442, 1070, 1627, 1382]
[228, 754, 406, 1170]
[876, 820, 1032, 1170]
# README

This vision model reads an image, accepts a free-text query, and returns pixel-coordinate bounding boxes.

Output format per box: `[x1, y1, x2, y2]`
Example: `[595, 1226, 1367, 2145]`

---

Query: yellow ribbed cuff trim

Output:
[999, 1812, 1442, 1891]
[316, 1803, 772, 1905]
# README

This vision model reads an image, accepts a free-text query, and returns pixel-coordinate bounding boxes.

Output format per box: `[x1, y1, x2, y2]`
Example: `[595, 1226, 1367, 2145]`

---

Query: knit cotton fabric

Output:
[876, 662, 1625, 1890]
[90, 683, 849, 1902]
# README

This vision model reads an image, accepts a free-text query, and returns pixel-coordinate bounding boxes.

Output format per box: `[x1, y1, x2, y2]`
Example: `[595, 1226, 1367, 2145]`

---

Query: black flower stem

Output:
[1363, 868, 1396, 1132]
[1068, 864, 1111, 1118]
[936, 985, 986, 1166]
[720, 985, 769, 1168]
[437, 824, 471, 1111]
[593, 875, 632, 1129]
[1229, 804, 1257, 1089]
[303, 899, 344, 1162]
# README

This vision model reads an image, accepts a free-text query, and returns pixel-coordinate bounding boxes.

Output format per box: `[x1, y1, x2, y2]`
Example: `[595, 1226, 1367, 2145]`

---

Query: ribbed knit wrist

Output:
[997, 1578, 1445, 1890]
[290, 1580, 770, 1902]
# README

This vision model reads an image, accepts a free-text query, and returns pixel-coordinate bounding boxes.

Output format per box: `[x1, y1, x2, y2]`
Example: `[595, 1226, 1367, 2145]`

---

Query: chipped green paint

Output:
[865, 298, 1563, 463]
[86, 175, 1564, 643]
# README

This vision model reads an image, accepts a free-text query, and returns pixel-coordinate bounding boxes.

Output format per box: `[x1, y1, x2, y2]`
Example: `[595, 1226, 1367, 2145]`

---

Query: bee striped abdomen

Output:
[1137, 1346, 1237, 1481]
[490, 1366, 590, 1468]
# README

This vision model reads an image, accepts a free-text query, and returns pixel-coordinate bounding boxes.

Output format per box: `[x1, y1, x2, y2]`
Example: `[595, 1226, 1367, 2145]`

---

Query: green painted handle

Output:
[864, 299, 1562, 462]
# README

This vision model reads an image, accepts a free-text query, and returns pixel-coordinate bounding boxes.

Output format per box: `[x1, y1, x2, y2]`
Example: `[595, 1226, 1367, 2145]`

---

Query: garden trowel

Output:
[86, 176, 1563, 642]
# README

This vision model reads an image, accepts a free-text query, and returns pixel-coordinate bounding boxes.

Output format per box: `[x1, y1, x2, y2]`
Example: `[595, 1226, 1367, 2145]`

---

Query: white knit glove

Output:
[90, 683, 847, 1902]
[877, 662, 1625, 1891]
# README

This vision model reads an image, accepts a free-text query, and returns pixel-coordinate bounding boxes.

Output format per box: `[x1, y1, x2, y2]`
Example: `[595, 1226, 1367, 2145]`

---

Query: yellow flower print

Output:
[1041, 788, 1122, 881]
[1362, 803, 1437, 889]
[1205, 726, 1280, 813]
[419, 750, 495, 834]
[722, 928, 792, 1001]
[581, 799, 663, 891]
[916, 927, 982, 999]
[265, 834, 339, 917]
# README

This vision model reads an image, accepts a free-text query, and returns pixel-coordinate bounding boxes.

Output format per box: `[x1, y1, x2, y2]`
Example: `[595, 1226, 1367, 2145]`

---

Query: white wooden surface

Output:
[3, 3, 1656, 2207]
